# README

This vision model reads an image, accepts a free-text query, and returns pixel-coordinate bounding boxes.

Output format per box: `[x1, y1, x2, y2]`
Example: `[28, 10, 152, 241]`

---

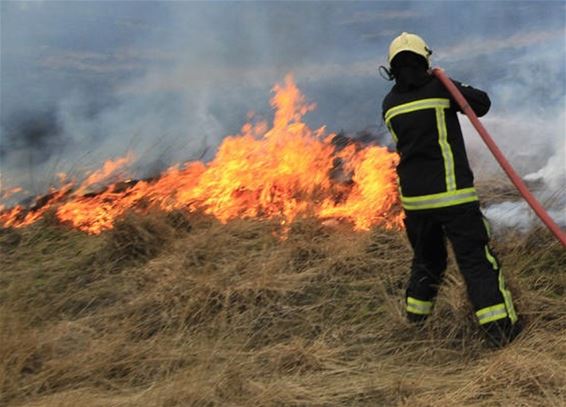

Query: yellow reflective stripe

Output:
[480, 221, 518, 324]
[401, 187, 477, 203]
[387, 122, 398, 143]
[386, 97, 460, 197]
[482, 217, 492, 238]
[498, 269, 518, 324]
[476, 303, 506, 317]
[476, 303, 508, 325]
[407, 297, 433, 315]
[436, 107, 456, 191]
[401, 187, 478, 210]
[385, 98, 450, 123]
[485, 246, 499, 270]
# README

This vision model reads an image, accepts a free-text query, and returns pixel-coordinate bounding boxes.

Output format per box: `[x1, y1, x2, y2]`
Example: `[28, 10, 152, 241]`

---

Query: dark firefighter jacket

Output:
[382, 76, 491, 211]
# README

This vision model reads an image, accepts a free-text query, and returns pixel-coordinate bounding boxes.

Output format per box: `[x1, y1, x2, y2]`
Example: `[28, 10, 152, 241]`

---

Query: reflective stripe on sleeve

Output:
[401, 187, 478, 210]
[407, 297, 433, 315]
[476, 303, 508, 325]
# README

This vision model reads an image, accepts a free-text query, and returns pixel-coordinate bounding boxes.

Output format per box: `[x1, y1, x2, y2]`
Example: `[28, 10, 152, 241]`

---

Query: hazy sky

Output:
[1, 0, 565, 196]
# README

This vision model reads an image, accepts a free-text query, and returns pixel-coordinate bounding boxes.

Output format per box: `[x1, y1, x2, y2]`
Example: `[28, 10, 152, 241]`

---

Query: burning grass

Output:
[0, 75, 402, 236]
[1, 209, 565, 406]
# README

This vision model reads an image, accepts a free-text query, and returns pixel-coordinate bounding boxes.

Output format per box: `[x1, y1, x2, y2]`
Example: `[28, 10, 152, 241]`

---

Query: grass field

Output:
[1, 205, 565, 406]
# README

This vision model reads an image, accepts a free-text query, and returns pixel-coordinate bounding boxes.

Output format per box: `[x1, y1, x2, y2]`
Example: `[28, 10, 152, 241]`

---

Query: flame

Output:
[0, 184, 73, 228]
[74, 152, 134, 196]
[318, 143, 400, 230]
[1, 187, 24, 200]
[1, 74, 402, 234]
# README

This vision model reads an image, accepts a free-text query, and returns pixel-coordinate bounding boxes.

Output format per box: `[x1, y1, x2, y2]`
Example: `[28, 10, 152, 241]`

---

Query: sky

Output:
[1, 0, 565, 227]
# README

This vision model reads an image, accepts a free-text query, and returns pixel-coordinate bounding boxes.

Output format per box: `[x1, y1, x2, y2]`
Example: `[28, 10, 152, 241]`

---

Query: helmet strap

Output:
[379, 65, 394, 81]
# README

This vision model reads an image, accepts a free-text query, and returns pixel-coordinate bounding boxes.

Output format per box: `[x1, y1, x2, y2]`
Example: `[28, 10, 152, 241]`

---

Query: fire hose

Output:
[432, 68, 566, 247]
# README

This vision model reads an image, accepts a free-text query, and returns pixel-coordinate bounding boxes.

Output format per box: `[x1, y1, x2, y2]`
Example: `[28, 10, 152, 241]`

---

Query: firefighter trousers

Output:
[403, 202, 518, 336]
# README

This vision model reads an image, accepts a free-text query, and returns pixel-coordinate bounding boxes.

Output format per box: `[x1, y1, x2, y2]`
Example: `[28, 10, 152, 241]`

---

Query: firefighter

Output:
[381, 32, 522, 347]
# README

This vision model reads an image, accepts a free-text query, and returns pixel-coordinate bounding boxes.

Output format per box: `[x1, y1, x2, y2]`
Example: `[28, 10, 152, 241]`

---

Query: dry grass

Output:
[0, 207, 565, 406]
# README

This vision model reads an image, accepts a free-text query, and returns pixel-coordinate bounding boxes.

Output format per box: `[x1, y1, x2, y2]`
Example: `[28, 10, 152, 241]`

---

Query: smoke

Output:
[1, 1, 565, 233]
[2, 110, 64, 165]
[457, 42, 566, 232]
[1, 1, 364, 192]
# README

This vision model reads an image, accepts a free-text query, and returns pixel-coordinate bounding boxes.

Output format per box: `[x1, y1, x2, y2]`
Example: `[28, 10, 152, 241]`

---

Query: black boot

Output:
[407, 312, 428, 328]
[482, 318, 523, 348]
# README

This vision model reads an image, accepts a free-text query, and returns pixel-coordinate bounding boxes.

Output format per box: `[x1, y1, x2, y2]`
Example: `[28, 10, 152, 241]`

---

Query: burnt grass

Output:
[0, 209, 565, 406]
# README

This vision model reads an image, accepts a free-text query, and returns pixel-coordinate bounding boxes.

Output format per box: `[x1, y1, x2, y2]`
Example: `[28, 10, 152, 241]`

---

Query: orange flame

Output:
[74, 152, 134, 196]
[1, 75, 402, 234]
[1, 186, 24, 200]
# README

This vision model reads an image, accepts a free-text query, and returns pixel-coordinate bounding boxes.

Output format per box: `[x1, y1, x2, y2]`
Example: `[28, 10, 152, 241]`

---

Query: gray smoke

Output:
[458, 45, 566, 233]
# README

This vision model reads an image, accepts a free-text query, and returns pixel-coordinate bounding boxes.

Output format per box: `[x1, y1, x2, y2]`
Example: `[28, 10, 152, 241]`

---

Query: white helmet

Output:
[388, 32, 432, 67]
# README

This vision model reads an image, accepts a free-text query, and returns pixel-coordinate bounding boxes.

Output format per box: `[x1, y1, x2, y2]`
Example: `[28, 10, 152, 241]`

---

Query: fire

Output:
[319, 144, 401, 230]
[74, 152, 134, 196]
[1, 74, 402, 234]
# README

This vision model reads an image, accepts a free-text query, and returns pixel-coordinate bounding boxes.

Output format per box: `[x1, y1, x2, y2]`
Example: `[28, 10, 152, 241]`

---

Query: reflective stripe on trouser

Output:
[404, 215, 447, 319]
[407, 297, 433, 315]
[403, 202, 518, 326]
[481, 219, 518, 324]
[476, 303, 508, 325]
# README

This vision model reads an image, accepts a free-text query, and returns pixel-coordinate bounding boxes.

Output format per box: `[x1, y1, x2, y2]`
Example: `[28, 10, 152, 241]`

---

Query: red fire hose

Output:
[432, 68, 566, 247]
